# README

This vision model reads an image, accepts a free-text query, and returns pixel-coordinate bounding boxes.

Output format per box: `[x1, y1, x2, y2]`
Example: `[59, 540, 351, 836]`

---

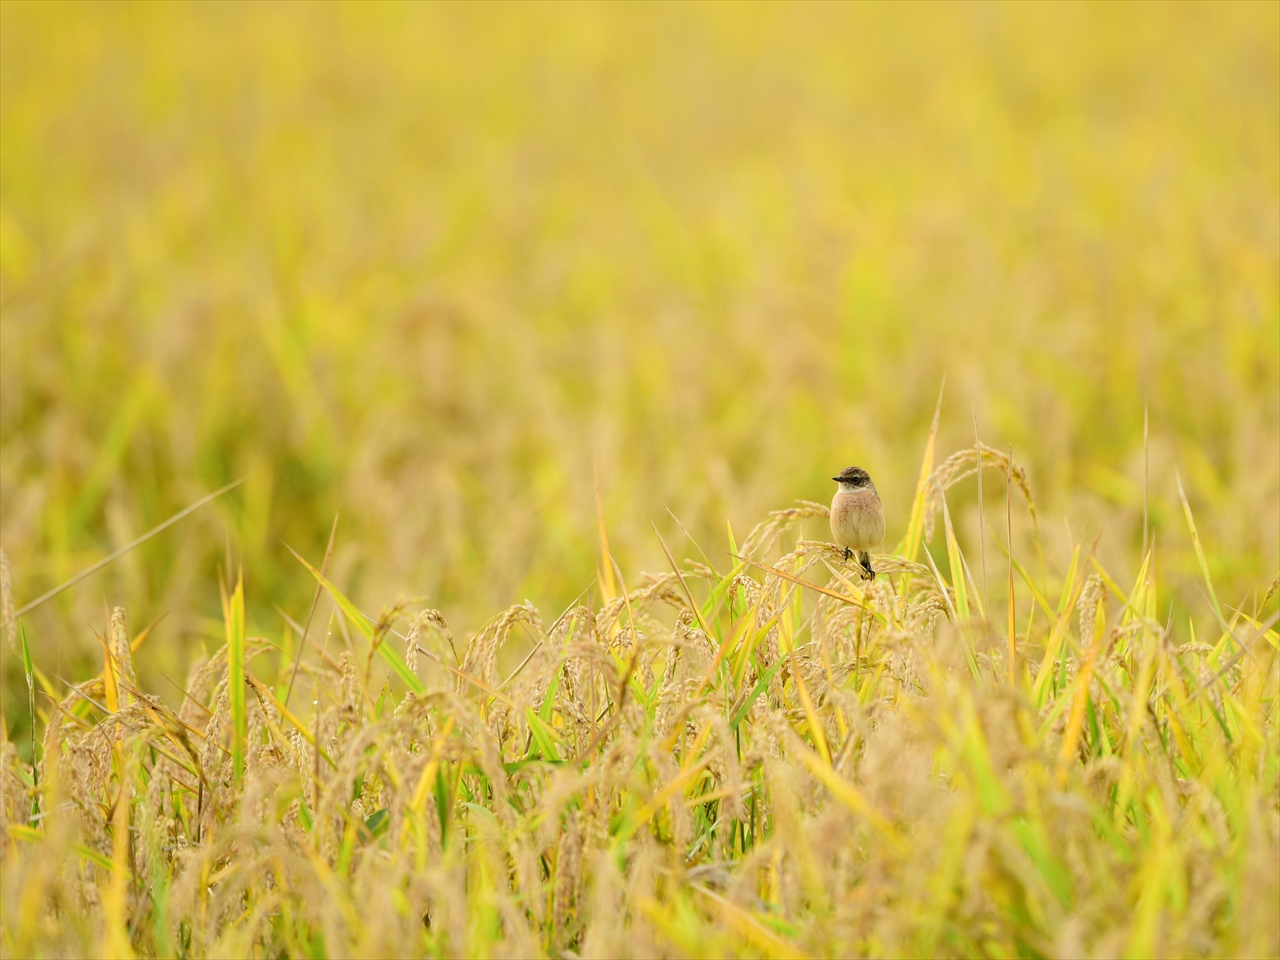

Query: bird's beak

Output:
[831, 477, 842, 482]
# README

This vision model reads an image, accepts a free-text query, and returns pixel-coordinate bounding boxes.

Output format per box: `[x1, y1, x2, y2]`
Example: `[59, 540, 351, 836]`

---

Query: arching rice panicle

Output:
[922, 443, 1036, 541]
[458, 600, 542, 696]
[741, 500, 831, 559]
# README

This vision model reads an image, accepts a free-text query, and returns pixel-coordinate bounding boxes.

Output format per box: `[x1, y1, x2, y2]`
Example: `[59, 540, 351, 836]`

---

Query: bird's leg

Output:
[843, 546, 851, 562]
[859, 551, 875, 582]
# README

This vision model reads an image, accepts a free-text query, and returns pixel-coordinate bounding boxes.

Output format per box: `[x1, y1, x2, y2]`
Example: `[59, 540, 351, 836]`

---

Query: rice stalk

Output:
[1, 444, 1276, 957]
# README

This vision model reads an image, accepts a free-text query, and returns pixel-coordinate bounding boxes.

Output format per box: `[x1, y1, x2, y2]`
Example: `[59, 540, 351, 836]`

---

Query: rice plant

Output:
[1, 433, 1275, 958]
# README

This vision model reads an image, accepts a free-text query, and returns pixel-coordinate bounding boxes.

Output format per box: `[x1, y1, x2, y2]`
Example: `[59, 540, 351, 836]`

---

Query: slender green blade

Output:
[525, 708, 565, 763]
[895, 380, 944, 562]
[289, 546, 425, 694]
[730, 659, 784, 730]
[226, 570, 246, 784]
[1176, 471, 1223, 624]
[942, 495, 970, 621]
[20, 624, 39, 815]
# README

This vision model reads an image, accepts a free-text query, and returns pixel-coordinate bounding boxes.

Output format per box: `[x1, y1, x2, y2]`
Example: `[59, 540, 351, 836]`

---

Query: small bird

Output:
[830, 466, 886, 581]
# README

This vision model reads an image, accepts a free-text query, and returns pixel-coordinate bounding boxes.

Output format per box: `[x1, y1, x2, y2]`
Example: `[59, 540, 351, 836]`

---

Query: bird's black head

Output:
[832, 466, 872, 487]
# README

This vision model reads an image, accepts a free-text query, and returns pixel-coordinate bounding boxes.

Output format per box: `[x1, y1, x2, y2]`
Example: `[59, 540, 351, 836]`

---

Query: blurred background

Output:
[1, 3, 1277, 718]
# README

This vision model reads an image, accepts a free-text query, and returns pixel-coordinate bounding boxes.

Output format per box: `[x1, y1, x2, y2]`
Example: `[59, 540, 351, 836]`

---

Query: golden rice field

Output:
[1, 3, 1277, 957]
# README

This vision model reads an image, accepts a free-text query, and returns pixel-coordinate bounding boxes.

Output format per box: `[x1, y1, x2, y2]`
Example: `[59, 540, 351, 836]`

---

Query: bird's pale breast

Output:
[830, 489, 885, 551]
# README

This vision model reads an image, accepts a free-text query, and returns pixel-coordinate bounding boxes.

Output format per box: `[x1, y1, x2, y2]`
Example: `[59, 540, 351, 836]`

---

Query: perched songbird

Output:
[830, 466, 886, 580]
